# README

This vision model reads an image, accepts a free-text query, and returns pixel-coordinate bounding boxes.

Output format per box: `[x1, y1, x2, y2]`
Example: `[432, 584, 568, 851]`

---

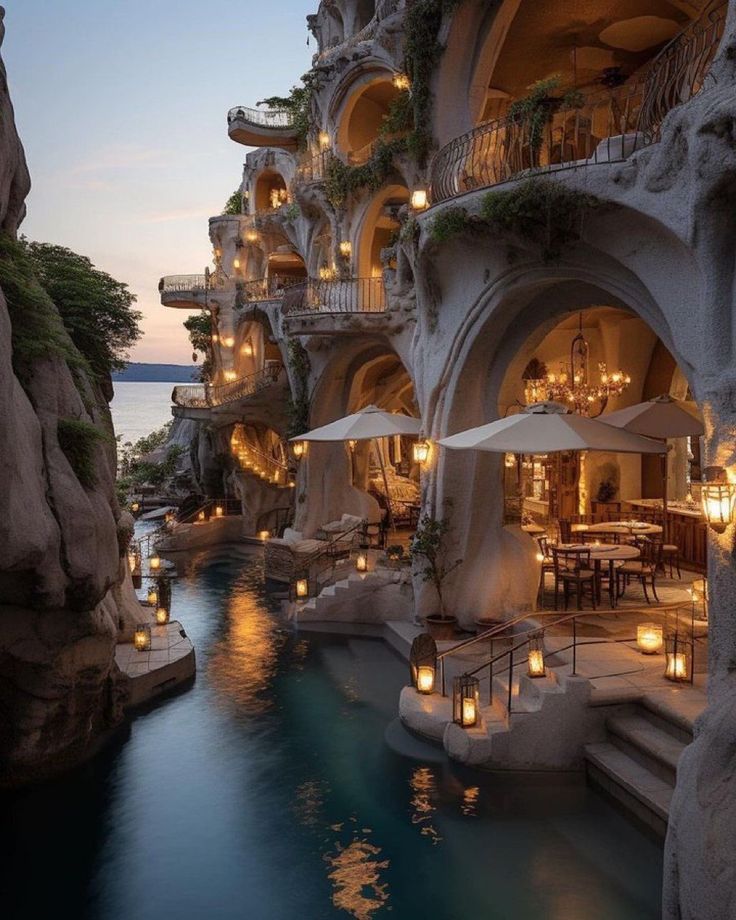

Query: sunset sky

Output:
[4, 0, 313, 363]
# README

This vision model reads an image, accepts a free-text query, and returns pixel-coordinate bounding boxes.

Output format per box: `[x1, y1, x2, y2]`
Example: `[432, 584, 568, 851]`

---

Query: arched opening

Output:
[336, 76, 404, 164]
[356, 183, 409, 279]
[266, 248, 307, 288]
[254, 169, 289, 212]
[354, 0, 375, 32]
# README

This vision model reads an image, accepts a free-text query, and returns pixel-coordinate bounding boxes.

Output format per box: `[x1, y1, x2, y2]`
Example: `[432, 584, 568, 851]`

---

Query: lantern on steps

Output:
[355, 553, 368, 573]
[155, 607, 169, 626]
[409, 634, 437, 695]
[197, 510, 206, 522]
[416, 666, 435, 694]
[410, 188, 429, 211]
[527, 632, 546, 678]
[147, 588, 158, 606]
[258, 530, 270, 541]
[149, 553, 161, 572]
[637, 622, 663, 654]
[453, 674, 479, 727]
[133, 624, 151, 652]
[130, 501, 140, 513]
[215, 505, 224, 518]
[295, 577, 309, 600]
[665, 634, 691, 682]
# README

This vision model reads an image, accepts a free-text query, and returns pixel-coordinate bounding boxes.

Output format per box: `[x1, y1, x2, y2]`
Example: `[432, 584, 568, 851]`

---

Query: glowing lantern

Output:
[164, 511, 174, 525]
[392, 72, 410, 91]
[416, 665, 435, 695]
[212, 333, 219, 344]
[130, 501, 140, 513]
[339, 240, 352, 258]
[222, 336, 235, 348]
[224, 370, 237, 382]
[413, 440, 430, 464]
[348, 439, 357, 451]
[504, 453, 516, 469]
[637, 623, 664, 654]
[701, 466, 735, 533]
[127, 550, 138, 572]
[355, 553, 368, 573]
[197, 510, 206, 522]
[318, 131, 330, 150]
[233, 258, 240, 270]
[133, 624, 151, 652]
[453, 675, 479, 728]
[241, 338, 254, 357]
[410, 188, 429, 211]
[258, 530, 270, 541]
[527, 633, 546, 678]
[245, 229, 258, 243]
[147, 588, 158, 606]
[149, 553, 161, 572]
[292, 441, 306, 459]
[295, 577, 309, 599]
[155, 607, 169, 626]
[215, 505, 224, 518]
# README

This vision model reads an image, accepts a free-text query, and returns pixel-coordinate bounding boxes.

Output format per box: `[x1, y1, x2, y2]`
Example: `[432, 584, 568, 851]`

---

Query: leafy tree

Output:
[410, 514, 463, 619]
[222, 190, 243, 215]
[184, 310, 212, 381]
[24, 241, 142, 380]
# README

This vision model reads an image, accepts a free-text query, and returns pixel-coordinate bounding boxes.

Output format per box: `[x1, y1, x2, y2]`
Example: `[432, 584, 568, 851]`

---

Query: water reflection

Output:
[293, 779, 329, 828]
[462, 785, 480, 817]
[409, 766, 443, 845]
[325, 837, 390, 920]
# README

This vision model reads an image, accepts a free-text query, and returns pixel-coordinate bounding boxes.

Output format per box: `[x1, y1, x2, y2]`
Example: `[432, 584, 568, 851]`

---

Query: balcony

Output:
[227, 105, 298, 149]
[239, 276, 305, 305]
[430, 2, 726, 204]
[281, 277, 394, 336]
[171, 364, 287, 421]
[159, 274, 231, 309]
[171, 384, 211, 420]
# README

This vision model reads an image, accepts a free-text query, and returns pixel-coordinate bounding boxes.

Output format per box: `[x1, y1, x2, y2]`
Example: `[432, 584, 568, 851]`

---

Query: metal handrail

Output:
[159, 274, 208, 294]
[282, 277, 387, 315]
[240, 276, 305, 303]
[295, 150, 330, 184]
[171, 384, 208, 409]
[227, 105, 294, 129]
[207, 363, 284, 408]
[291, 519, 366, 598]
[429, 3, 726, 203]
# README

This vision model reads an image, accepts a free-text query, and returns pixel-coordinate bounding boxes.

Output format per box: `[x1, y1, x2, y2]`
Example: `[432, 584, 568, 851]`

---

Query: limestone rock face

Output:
[0, 17, 132, 784]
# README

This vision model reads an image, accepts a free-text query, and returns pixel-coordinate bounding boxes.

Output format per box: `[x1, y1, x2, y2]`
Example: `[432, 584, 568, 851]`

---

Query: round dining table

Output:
[571, 520, 663, 537]
[555, 541, 641, 608]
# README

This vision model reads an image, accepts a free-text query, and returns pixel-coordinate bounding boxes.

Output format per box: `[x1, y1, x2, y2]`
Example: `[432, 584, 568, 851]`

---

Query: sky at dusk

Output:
[3, 0, 314, 363]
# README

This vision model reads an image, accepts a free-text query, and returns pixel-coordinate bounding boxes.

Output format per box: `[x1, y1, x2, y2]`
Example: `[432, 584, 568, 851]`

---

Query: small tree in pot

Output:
[410, 514, 463, 640]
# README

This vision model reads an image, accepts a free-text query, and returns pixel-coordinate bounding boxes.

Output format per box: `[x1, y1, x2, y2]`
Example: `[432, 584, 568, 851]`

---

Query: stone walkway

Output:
[115, 620, 195, 707]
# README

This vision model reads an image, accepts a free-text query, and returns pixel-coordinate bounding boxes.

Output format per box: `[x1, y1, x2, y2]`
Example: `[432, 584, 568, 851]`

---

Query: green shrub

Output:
[57, 417, 111, 489]
[428, 206, 485, 243]
[222, 190, 243, 215]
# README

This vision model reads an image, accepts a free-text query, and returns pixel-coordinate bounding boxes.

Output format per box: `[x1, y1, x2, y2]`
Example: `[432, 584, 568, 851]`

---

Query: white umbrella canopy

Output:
[600, 395, 704, 439]
[440, 402, 666, 455]
[291, 405, 422, 442]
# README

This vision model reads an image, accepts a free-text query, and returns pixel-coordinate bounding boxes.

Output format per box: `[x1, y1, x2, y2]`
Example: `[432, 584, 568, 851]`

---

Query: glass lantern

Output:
[637, 622, 664, 654]
[155, 607, 170, 626]
[295, 577, 309, 600]
[453, 675, 480, 727]
[527, 632, 546, 677]
[664, 635, 691, 682]
[355, 553, 368, 573]
[701, 466, 735, 533]
[412, 440, 430, 464]
[133, 624, 152, 652]
[410, 634, 438, 696]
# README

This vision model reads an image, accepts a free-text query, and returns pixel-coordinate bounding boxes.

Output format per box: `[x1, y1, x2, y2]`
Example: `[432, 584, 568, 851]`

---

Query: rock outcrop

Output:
[0, 8, 145, 785]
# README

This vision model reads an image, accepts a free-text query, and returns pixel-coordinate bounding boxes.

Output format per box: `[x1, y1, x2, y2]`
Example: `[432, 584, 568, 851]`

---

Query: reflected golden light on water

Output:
[207, 584, 286, 712]
[293, 780, 329, 828]
[462, 786, 480, 817]
[409, 766, 442, 845]
[325, 838, 390, 920]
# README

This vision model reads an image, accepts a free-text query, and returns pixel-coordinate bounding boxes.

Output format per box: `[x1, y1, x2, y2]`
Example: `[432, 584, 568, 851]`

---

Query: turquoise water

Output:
[1, 547, 663, 919]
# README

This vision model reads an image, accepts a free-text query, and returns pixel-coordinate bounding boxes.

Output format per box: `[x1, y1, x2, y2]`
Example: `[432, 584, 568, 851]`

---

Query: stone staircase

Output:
[584, 699, 692, 836]
[293, 568, 413, 623]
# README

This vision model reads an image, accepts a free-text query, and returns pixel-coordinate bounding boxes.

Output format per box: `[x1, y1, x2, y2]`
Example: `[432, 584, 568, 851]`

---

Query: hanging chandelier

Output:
[524, 313, 630, 416]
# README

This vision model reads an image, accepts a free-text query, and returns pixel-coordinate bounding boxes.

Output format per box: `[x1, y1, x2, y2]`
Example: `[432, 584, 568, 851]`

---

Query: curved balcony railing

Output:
[227, 106, 294, 129]
[295, 150, 329, 184]
[282, 277, 386, 316]
[430, 2, 726, 203]
[207, 362, 284, 408]
[172, 384, 208, 409]
[159, 274, 208, 294]
[232, 430, 290, 485]
[239, 276, 306, 303]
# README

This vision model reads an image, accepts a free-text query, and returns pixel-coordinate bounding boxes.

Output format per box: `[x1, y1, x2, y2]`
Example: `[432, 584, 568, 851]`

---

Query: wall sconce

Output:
[339, 240, 352, 258]
[258, 530, 270, 541]
[147, 588, 158, 606]
[527, 633, 546, 677]
[233, 258, 241, 270]
[453, 674, 479, 727]
[665, 635, 690, 682]
[295, 577, 309, 599]
[637, 622, 664, 654]
[348, 439, 357, 451]
[355, 553, 368, 573]
[212, 333, 219, 344]
[222, 335, 235, 348]
[133, 624, 152, 652]
[318, 131, 330, 150]
[245, 229, 259, 243]
[319, 265, 336, 281]
[241, 338, 254, 357]
[392, 72, 411, 91]
[701, 466, 735, 533]
[413, 440, 430, 464]
[149, 553, 161, 572]
[155, 607, 170, 626]
[224, 370, 237, 382]
[197, 510, 206, 522]
[292, 441, 306, 459]
[130, 501, 140, 513]
[215, 505, 224, 518]
[410, 188, 429, 211]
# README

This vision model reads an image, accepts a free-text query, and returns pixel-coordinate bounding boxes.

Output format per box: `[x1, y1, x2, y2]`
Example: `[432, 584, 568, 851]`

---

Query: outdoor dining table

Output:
[571, 520, 663, 537]
[556, 541, 641, 608]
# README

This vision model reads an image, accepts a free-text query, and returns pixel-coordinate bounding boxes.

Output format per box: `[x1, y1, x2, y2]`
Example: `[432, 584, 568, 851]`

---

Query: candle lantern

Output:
[413, 440, 430, 465]
[453, 675, 480, 728]
[295, 577, 309, 600]
[130, 501, 140, 513]
[637, 622, 664, 654]
[149, 553, 161, 572]
[258, 530, 270, 541]
[214, 505, 224, 518]
[527, 632, 546, 677]
[409, 634, 437, 695]
[339, 240, 352, 258]
[392, 72, 411, 91]
[245, 229, 259, 243]
[292, 441, 306, 459]
[197, 510, 206, 522]
[689, 578, 708, 622]
[224, 370, 237, 382]
[147, 588, 158, 606]
[155, 606, 170, 626]
[416, 666, 435, 694]
[701, 466, 735, 533]
[133, 624, 152, 652]
[355, 553, 368, 573]
[664, 634, 691, 682]
[241, 338, 254, 357]
[318, 131, 330, 150]
[410, 188, 429, 211]
[222, 335, 235, 348]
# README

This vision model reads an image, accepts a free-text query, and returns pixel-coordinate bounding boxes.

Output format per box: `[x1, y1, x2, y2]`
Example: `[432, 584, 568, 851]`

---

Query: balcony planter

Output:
[424, 614, 458, 641]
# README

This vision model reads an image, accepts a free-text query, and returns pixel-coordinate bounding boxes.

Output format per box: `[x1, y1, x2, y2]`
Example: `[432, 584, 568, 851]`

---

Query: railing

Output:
[159, 274, 208, 294]
[290, 519, 366, 599]
[232, 430, 290, 485]
[295, 150, 329, 184]
[430, 3, 726, 203]
[240, 276, 304, 303]
[282, 277, 387, 316]
[256, 505, 294, 538]
[172, 384, 208, 409]
[207, 362, 284, 408]
[227, 105, 294, 129]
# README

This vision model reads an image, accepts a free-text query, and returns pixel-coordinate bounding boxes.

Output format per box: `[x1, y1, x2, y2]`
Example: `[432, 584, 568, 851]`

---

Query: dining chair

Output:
[551, 547, 597, 611]
[616, 539, 663, 604]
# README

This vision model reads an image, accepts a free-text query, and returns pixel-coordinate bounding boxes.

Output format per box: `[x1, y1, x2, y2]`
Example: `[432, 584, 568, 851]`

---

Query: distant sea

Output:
[111, 381, 175, 445]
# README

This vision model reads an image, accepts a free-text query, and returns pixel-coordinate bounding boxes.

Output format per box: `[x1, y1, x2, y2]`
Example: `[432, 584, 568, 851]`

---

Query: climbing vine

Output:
[58, 417, 112, 489]
[259, 70, 323, 150]
[286, 339, 311, 438]
[506, 77, 585, 159]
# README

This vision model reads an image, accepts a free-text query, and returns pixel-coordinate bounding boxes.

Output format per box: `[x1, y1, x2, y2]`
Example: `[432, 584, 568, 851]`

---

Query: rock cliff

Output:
[0, 8, 144, 784]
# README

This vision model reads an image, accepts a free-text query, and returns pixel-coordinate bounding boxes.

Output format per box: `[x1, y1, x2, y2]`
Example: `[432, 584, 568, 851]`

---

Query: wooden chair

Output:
[660, 523, 682, 579]
[616, 539, 663, 604]
[536, 536, 555, 603]
[558, 519, 572, 544]
[551, 547, 597, 611]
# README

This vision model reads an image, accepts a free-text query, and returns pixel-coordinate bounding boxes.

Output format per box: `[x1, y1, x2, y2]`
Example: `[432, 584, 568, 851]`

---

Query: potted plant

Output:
[410, 514, 463, 640]
[385, 544, 405, 568]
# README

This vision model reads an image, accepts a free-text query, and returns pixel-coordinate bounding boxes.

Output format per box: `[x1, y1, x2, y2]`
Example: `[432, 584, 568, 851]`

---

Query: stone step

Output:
[607, 713, 685, 785]
[584, 741, 673, 837]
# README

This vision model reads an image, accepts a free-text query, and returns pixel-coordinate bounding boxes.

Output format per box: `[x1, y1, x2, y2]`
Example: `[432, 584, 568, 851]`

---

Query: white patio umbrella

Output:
[292, 405, 422, 527]
[601, 394, 705, 527]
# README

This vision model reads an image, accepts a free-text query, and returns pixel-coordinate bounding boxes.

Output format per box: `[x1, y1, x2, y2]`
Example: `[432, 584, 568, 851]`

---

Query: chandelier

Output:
[524, 314, 630, 416]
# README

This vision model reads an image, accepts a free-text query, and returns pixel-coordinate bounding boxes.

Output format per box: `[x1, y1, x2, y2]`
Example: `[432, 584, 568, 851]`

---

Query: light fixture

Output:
[147, 588, 158, 606]
[258, 530, 270, 540]
[245, 229, 258, 243]
[689, 578, 708, 622]
[292, 441, 306, 459]
[222, 335, 235, 348]
[295, 577, 309, 599]
[130, 501, 140, 513]
[212, 333, 219, 344]
[355, 553, 368, 573]
[416, 665, 435, 694]
[233, 258, 240, 270]
[339, 240, 352, 258]
[215, 505, 224, 517]
[149, 553, 161, 572]
[410, 188, 429, 210]
[197, 510, 206, 522]
[224, 370, 237, 382]
[453, 674, 479, 728]
[241, 338, 254, 357]
[701, 466, 735, 533]
[348, 439, 357, 451]
[133, 624, 152, 652]
[504, 453, 516, 469]
[127, 549, 139, 573]
[278, 188, 288, 203]
[318, 131, 330, 150]
[527, 633, 546, 677]
[665, 635, 690, 682]
[155, 606, 170, 626]
[637, 622, 664, 654]
[413, 440, 430, 464]
[318, 264, 336, 281]
[392, 72, 411, 91]
[164, 511, 174, 525]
